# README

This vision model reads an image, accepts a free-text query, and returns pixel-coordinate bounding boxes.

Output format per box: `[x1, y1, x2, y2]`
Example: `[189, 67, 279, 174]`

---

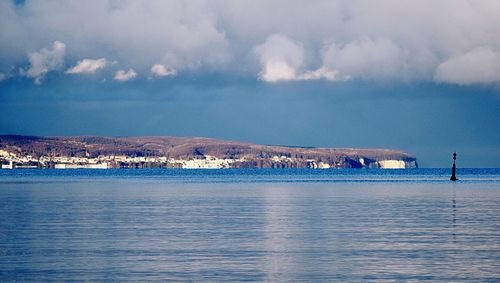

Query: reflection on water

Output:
[0, 179, 499, 281]
[452, 187, 457, 242]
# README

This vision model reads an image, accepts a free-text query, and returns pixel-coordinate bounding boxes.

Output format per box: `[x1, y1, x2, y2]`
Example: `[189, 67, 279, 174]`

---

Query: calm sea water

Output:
[1, 169, 499, 281]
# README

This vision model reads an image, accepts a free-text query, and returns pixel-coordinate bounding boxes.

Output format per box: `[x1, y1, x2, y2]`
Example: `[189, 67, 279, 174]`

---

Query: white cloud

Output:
[322, 38, 404, 80]
[254, 34, 348, 82]
[254, 34, 304, 82]
[0, 72, 5, 82]
[297, 67, 348, 81]
[66, 58, 107, 74]
[114, 69, 137, 82]
[22, 41, 65, 84]
[258, 61, 297, 82]
[150, 64, 176, 77]
[434, 47, 500, 85]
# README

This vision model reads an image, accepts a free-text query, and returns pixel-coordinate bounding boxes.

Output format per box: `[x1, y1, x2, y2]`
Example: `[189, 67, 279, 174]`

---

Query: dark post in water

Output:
[450, 152, 457, 181]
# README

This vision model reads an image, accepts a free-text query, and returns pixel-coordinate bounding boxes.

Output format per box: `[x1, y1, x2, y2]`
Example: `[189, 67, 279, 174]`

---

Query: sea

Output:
[0, 168, 499, 282]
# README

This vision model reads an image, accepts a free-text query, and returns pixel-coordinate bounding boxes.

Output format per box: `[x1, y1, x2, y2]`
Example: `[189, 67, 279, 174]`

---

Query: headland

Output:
[0, 135, 417, 169]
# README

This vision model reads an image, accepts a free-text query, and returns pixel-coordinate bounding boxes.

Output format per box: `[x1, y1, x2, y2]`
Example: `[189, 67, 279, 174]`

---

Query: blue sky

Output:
[1, 0, 499, 167]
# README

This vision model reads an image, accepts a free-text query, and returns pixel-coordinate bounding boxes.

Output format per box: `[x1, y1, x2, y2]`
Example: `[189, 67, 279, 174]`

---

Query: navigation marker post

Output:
[450, 152, 457, 181]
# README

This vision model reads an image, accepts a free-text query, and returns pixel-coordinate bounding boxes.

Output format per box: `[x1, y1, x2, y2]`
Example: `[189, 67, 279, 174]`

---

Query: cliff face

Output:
[0, 135, 417, 169]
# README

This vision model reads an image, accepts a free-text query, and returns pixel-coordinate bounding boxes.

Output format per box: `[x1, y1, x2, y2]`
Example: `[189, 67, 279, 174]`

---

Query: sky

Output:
[0, 0, 499, 167]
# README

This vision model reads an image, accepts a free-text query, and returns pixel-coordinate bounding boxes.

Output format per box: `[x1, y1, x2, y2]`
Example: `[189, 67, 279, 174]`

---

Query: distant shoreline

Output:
[1, 135, 417, 169]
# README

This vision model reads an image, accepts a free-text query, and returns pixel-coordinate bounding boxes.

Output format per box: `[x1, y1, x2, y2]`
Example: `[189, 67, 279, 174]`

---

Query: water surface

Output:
[1, 169, 499, 281]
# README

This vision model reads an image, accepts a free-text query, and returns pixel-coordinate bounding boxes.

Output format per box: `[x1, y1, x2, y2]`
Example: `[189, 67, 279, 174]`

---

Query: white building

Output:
[1, 160, 13, 169]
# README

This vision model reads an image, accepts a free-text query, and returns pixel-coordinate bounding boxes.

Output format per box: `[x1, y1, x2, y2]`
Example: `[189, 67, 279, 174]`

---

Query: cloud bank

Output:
[1, 0, 499, 86]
